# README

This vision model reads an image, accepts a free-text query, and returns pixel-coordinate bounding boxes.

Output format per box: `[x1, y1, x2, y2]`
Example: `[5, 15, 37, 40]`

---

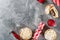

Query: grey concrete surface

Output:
[0, 0, 60, 40]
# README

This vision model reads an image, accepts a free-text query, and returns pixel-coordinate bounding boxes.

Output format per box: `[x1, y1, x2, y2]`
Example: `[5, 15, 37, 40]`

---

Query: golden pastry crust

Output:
[19, 27, 32, 40]
[45, 4, 53, 14]
[45, 4, 58, 18]
[44, 29, 57, 40]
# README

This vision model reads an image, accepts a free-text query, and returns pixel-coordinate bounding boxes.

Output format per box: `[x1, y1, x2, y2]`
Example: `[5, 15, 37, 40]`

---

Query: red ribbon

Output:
[52, 0, 60, 6]
[11, 31, 20, 40]
[32, 22, 45, 40]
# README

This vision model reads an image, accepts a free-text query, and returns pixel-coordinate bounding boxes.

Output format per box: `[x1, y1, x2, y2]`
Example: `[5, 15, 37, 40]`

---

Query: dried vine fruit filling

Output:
[50, 9, 55, 16]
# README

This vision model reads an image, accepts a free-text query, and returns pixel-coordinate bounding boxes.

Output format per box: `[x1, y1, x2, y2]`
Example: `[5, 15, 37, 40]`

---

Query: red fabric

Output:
[32, 22, 45, 40]
[52, 0, 60, 6]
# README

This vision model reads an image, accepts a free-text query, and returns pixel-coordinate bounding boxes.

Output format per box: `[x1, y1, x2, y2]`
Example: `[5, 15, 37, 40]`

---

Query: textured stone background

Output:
[0, 0, 60, 40]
